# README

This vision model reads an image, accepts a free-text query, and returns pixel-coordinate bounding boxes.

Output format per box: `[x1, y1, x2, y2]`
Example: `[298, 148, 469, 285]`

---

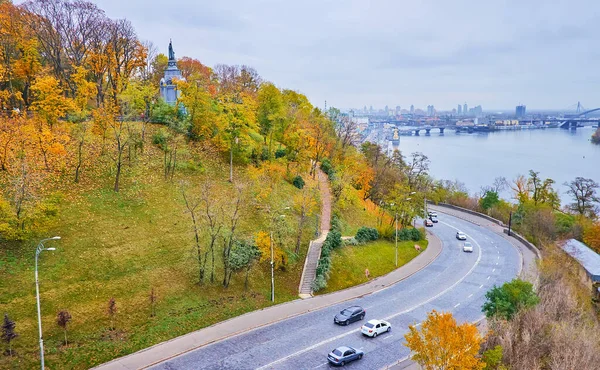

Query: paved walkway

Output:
[94, 232, 442, 370]
[298, 168, 332, 297]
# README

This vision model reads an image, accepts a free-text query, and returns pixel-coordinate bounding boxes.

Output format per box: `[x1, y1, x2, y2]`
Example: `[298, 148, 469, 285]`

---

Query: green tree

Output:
[480, 191, 500, 211]
[482, 279, 539, 320]
[226, 240, 260, 289]
[482, 345, 505, 370]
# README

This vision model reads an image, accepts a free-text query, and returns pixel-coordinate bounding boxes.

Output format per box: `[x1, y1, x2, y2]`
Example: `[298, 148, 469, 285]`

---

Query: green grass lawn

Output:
[320, 238, 428, 294]
[0, 133, 318, 369]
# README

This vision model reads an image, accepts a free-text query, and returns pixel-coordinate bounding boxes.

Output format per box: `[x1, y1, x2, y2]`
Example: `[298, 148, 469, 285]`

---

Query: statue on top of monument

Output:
[168, 39, 175, 61]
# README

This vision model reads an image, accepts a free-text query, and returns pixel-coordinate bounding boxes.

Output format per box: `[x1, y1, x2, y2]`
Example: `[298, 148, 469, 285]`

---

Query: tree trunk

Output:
[114, 155, 122, 192]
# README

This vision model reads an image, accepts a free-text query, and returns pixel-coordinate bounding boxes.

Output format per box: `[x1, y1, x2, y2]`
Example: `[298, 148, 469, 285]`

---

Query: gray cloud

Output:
[17, 0, 600, 110]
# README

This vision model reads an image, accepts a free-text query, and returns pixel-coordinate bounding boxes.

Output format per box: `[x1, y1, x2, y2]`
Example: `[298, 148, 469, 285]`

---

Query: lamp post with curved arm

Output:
[35, 236, 60, 370]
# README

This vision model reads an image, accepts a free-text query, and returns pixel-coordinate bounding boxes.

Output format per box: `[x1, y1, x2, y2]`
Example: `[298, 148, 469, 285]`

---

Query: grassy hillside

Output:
[320, 238, 428, 294]
[0, 123, 318, 369]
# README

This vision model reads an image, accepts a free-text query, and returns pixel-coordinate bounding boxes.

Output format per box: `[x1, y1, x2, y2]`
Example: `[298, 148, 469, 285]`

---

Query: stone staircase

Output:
[298, 169, 332, 298]
[299, 235, 326, 297]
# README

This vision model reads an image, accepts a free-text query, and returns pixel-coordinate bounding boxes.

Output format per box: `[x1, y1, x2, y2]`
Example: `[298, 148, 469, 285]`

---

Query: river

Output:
[392, 127, 600, 204]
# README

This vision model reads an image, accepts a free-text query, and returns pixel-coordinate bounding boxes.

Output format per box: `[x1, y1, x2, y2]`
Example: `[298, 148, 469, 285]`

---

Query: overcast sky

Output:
[30, 0, 600, 111]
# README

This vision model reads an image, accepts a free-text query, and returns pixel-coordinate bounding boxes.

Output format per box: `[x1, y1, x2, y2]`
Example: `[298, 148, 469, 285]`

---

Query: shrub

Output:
[292, 175, 305, 189]
[330, 214, 342, 233]
[311, 275, 328, 292]
[355, 227, 379, 243]
[343, 237, 359, 246]
[275, 148, 287, 158]
[483, 279, 539, 320]
[320, 158, 335, 180]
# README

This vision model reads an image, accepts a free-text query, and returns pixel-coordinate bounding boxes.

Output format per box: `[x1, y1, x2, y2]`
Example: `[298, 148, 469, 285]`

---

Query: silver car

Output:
[456, 231, 467, 240]
[463, 241, 473, 253]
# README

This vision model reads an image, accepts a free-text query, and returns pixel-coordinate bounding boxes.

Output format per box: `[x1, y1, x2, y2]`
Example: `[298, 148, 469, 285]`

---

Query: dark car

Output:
[327, 346, 364, 366]
[334, 306, 365, 325]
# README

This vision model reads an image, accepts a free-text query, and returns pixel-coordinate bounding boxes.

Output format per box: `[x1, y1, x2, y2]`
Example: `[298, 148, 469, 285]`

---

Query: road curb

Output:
[94, 233, 443, 370]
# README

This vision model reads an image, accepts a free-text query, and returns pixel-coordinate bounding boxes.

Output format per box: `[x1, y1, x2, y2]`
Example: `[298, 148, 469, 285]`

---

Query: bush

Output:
[320, 158, 335, 180]
[355, 227, 379, 243]
[343, 237, 359, 246]
[330, 214, 342, 233]
[292, 175, 305, 189]
[275, 148, 287, 158]
[483, 279, 539, 320]
[311, 274, 328, 292]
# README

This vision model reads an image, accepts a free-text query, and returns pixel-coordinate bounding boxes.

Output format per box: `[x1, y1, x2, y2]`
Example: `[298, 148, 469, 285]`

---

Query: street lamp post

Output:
[35, 236, 60, 370]
[270, 231, 275, 302]
[395, 211, 398, 267]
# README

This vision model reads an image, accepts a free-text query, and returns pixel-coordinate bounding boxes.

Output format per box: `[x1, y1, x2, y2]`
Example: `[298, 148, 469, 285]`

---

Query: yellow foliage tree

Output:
[30, 75, 73, 128]
[583, 223, 600, 254]
[404, 310, 485, 370]
[255, 230, 285, 268]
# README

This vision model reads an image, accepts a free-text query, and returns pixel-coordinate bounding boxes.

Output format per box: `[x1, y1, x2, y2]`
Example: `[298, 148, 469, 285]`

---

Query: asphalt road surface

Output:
[151, 212, 522, 370]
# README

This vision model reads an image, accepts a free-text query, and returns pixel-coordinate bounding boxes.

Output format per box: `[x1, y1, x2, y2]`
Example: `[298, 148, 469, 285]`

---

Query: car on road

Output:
[327, 346, 364, 366]
[334, 306, 365, 325]
[424, 219, 433, 227]
[463, 241, 473, 253]
[361, 319, 391, 337]
[429, 216, 439, 223]
[456, 231, 467, 240]
[428, 211, 438, 218]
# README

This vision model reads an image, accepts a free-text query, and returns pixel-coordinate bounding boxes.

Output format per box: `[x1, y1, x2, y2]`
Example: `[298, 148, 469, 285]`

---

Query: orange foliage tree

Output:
[404, 310, 485, 370]
[583, 223, 600, 253]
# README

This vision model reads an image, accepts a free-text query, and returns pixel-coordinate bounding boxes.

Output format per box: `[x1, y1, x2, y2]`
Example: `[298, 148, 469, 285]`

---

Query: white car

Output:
[456, 231, 467, 240]
[428, 211, 438, 218]
[463, 241, 473, 253]
[361, 319, 391, 338]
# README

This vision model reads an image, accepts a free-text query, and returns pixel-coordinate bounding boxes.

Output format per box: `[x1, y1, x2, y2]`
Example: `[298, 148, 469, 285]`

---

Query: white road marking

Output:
[313, 362, 328, 369]
[496, 262, 498, 265]
[487, 276, 491, 280]
[454, 303, 461, 308]
[479, 284, 484, 288]
[258, 220, 485, 370]
[385, 334, 395, 339]
[492, 268, 496, 272]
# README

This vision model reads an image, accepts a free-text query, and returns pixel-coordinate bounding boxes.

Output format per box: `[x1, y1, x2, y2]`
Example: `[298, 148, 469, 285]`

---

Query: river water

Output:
[392, 127, 600, 203]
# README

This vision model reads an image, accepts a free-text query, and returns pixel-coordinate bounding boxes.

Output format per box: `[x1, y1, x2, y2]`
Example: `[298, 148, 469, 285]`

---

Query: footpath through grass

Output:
[320, 239, 428, 294]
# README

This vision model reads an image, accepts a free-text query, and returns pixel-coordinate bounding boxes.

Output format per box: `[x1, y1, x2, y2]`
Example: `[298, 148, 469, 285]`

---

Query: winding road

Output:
[149, 210, 529, 370]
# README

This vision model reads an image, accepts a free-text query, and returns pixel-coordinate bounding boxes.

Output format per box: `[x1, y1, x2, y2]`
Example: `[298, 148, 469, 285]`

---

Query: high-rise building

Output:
[427, 105, 435, 116]
[410, 105, 414, 113]
[463, 103, 468, 115]
[516, 105, 526, 117]
[457, 104, 462, 115]
[395, 105, 401, 115]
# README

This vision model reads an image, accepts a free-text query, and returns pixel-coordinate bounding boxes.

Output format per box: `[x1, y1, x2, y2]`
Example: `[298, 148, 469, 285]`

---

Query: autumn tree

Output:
[221, 183, 244, 287]
[565, 177, 599, 218]
[404, 310, 485, 370]
[1, 313, 18, 356]
[583, 223, 600, 253]
[30, 75, 73, 129]
[180, 182, 205, 284]
[56, 310, 72, 345]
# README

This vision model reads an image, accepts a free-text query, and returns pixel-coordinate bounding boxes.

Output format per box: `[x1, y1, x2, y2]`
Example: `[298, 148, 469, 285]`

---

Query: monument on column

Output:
[159, 40, 184, 105]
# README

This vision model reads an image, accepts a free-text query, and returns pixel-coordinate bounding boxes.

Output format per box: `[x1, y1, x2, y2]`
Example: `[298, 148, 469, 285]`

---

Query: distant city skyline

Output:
[34, 0, 600, 110]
